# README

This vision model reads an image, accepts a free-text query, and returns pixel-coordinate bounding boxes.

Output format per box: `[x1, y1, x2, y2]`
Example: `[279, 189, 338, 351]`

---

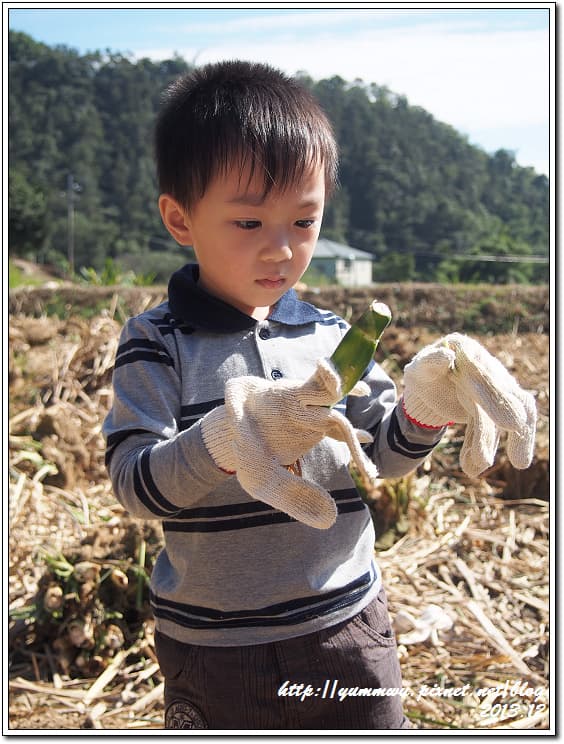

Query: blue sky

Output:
[7, 4, 553, 175]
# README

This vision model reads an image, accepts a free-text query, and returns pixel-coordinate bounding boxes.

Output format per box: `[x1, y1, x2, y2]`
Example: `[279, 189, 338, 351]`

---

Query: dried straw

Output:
[8, 304, 549, 731]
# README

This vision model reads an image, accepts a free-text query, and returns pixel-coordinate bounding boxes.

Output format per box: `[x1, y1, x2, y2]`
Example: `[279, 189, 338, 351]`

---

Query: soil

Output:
[8, 283, 550, 731]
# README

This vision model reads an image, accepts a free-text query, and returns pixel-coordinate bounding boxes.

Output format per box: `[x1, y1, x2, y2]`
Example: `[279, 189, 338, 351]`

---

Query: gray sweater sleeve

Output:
[103, 315, 228, 520]
[346, 360, 446, 478]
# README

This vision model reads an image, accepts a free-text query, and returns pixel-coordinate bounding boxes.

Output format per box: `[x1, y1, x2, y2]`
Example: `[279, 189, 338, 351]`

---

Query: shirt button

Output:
[271, 369, 283, 380]
[259, 327, 271, 340]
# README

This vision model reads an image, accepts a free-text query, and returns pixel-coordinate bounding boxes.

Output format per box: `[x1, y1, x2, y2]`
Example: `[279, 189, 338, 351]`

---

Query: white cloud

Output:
[137, 26, 547, 123]
[134, 20, 549, 173]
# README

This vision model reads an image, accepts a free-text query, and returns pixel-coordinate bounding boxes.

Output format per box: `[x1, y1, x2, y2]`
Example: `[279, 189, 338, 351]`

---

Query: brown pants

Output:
[155, 588, 411, 730]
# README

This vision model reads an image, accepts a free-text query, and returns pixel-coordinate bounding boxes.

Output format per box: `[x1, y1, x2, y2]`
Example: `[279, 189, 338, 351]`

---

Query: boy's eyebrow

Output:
[227, 193, 322, 208]
[227, 193, 267, 207]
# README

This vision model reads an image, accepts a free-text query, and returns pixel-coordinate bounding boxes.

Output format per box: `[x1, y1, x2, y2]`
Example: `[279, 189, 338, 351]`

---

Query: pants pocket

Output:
[350, 587, 397, 646]
[154, 630, 197, 681]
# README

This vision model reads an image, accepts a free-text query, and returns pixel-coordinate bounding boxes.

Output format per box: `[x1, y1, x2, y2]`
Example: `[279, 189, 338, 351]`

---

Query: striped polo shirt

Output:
[103, 263, 442, 646]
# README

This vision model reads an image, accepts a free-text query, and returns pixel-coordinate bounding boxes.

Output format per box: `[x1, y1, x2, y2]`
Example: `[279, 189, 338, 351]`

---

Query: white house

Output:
[311, 238, 374, 287]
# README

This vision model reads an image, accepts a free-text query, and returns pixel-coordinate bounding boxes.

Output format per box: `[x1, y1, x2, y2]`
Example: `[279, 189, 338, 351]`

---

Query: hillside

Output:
[8, 30, 548, 284]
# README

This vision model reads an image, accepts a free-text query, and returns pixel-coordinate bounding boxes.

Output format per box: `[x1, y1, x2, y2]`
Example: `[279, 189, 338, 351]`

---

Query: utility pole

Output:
[66, 173, 80, 276]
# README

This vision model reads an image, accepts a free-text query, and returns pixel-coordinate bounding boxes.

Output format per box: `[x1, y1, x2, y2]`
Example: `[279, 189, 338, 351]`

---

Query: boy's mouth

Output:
[256, 277, 286, 289]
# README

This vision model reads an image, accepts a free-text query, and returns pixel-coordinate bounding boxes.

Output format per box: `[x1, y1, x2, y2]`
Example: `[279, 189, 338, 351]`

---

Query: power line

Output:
[444, 253, 548, 264]
[385, 249, 548, 264]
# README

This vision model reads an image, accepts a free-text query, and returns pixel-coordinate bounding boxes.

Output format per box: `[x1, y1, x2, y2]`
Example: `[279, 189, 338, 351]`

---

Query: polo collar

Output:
[168, 263, 324, 332]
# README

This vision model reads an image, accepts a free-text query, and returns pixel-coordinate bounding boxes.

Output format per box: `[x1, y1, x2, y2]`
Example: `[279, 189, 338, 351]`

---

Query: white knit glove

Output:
[200, 359, 378, 530]
[402, 333, 537, 477]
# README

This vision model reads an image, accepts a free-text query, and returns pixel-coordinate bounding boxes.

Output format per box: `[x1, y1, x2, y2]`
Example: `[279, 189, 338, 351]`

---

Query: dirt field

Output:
[8, 283, 550, 731]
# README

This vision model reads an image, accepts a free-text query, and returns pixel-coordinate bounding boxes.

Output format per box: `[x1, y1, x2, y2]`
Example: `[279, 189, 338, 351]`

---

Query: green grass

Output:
[9, 260, 43, 289]
[8, 260, 24, 287]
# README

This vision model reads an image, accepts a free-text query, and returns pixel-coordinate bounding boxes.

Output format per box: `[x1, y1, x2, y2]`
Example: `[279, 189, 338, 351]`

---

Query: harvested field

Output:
[8, 284, 550, 731]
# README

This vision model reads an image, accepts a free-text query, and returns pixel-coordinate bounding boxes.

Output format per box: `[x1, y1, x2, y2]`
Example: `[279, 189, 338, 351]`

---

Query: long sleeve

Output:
[103, 313, 228, 520]
[346, 360, 445, 479]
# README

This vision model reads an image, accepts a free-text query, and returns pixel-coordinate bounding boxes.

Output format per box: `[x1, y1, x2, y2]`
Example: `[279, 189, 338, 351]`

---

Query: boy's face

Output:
[159, 162, 325, 320]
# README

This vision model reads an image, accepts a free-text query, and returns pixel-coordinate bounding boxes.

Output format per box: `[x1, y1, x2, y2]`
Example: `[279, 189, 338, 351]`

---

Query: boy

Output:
[103, 60, 536, 730]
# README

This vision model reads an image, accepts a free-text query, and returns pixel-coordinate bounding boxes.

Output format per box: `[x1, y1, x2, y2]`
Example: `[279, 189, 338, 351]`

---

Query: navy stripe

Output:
[138, 448, 183, 514]
[149, 314, 195, 336]
[166, 497, 274, 521]
[180, 398, 225, 420]
[179, 399, 224, 430]
[153, 569, 372, 620]
[164, 510, 296, 532]
[114, 338, 173, 369]
[166, 488, 359, 520]
[133, 458, 171, 517]
[105, 428, 152, 466]
[150, 571, 374, 629]
[115, 338, 172, 367]
[333, 490, 366, 503]
[131, 448, 183, 517]
[162, 489, 365, 533]
[338, 500, 366, 516]
[386, 409, 437, 459]
[114, 350, 173, 369]
[116, 337, 171, 356]
[181, 399, 225, 417]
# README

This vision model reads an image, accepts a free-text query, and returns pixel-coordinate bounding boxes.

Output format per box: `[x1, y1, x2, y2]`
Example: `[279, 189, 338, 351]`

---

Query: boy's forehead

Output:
[218, 160, 325, 205]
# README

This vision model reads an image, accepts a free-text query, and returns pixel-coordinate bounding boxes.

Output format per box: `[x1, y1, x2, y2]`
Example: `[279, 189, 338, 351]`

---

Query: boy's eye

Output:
[235, 220, 261, 230]
[295, 219, 316, 229]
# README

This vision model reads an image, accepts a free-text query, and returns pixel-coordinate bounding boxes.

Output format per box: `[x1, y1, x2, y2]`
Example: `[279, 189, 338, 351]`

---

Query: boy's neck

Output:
[251, 306, 272, 322]
[192, 266, 272, 321]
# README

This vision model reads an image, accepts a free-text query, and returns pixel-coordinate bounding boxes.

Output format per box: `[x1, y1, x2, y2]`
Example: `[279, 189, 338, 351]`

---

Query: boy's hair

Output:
[154, 60, 338, 210]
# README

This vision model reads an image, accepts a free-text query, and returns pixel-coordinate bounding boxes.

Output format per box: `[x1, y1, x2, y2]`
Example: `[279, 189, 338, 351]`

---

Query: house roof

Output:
[313, 238, 373, 261]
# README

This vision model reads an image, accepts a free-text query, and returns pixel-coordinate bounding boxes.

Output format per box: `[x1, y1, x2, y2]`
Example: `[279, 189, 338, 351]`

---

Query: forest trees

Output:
[308, 75, 548, 284]
[8, 31, 548, 283]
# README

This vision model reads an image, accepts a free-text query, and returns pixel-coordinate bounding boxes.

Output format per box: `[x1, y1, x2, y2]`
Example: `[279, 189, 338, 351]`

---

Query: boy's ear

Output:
[158, 194, 193, 245]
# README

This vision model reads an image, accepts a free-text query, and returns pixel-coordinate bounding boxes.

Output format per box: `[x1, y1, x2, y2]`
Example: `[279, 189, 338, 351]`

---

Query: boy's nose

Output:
[262, 231, 293, 261]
